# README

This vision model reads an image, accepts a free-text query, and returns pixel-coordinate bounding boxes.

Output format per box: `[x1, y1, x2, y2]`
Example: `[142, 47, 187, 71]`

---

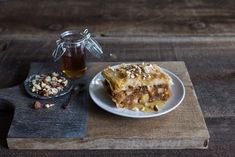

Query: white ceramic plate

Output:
[89, 65, 185, 118]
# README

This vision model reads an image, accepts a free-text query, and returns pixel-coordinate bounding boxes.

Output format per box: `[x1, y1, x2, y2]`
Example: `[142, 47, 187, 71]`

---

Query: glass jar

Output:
[52, 29, 103, 78]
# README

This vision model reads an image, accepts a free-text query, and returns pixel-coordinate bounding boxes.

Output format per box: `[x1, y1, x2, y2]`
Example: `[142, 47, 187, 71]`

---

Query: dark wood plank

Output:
[1, 0, 235, 38]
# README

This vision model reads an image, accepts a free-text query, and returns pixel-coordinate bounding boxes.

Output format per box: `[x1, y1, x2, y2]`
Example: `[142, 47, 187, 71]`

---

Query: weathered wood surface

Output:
[0, 38, 234, 155]
[1, 0, 235, 39]
[0, 39, 234, 118]
[0, 0, 235, 156]
[5, 61, 209, 149]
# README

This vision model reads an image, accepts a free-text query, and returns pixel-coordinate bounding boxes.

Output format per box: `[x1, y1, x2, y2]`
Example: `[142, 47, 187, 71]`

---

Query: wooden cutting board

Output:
[0, 61, 209, 149]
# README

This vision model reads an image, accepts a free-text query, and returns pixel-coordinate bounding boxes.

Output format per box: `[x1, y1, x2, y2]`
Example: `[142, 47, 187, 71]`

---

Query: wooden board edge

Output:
[7, 137, 209, 150]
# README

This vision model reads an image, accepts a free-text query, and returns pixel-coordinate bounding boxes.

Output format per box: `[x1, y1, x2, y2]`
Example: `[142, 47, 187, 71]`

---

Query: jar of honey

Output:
[52, 29, 103, 78]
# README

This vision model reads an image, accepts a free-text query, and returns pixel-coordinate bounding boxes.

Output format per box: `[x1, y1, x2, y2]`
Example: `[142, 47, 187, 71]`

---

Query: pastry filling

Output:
[104, 80, 171, 111]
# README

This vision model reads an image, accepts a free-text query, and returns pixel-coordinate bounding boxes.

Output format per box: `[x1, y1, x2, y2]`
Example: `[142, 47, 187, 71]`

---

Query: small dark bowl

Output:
[24, 74, 73, 99]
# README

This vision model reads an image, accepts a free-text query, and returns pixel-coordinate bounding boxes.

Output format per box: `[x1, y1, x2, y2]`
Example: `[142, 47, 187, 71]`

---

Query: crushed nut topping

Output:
[114, 63, 156, 79]
[30, 72, 68, 97]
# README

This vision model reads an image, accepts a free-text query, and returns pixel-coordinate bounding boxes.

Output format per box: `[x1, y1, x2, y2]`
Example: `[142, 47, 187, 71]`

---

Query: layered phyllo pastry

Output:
[101, 63, 173, 112]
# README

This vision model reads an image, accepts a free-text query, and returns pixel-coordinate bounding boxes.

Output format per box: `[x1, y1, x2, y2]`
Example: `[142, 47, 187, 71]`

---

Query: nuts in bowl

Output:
[24, 72, 72, 99]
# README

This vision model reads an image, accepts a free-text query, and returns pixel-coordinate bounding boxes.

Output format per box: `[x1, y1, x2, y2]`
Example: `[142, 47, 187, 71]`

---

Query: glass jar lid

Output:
[52, 29, 103, 61]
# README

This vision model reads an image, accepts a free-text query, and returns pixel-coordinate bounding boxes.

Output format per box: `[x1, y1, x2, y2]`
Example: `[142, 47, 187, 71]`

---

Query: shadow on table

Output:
[0, 99, 14, 148]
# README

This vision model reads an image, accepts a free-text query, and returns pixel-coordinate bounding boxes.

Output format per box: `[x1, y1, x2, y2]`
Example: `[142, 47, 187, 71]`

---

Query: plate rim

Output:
[89, 64, 185, 118]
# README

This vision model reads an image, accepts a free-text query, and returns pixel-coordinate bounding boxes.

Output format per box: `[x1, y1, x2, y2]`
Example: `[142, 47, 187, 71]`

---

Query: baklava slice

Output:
[102, 63, 173, 112]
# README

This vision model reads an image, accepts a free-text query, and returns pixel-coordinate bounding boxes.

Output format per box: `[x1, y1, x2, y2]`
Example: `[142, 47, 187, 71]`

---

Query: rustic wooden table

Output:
[0, 0, 234, 156]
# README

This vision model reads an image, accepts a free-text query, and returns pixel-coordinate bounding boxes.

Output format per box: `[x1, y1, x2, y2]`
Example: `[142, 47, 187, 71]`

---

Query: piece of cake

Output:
[102, 63, 173, 112]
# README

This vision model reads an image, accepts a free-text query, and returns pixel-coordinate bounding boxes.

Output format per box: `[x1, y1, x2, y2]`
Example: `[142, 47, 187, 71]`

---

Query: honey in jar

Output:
[60, 44, 87, 77]
[53, 29, 103, 78]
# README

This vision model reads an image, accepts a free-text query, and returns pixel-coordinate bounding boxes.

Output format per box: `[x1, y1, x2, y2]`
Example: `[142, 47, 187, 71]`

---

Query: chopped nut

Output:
[153, 105, 159, 111]
[48, 90, 54, 95]
[62, 80, 68, 86]
[42, 78, 49, 84]
[45, 76, 51, 82]
[35, 75, 40, 79]
[57, 79, 63, 83]
[52, 76, 57, 81]
[51, 88, 58, 94]
[158, 88, 164, 93]
[33, 101, 42, 109]
[34, 84, 42, 90]
[51, 72, 59, 77]
[50, 104, 55, 107]
[32, 80, 36, 84]
[45, 103, 55, 108]
[132, 107, 139, 111]
[31, 86, 36, 92]
[57, 86, 62, 91]
[41, 82, 46, 88]
[29, 72, 71, 97]
[130, 74, 135, 78]
[140, 107, 146, 112]
[42, 90, 49, 97]
[51, 81, 59, 88]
